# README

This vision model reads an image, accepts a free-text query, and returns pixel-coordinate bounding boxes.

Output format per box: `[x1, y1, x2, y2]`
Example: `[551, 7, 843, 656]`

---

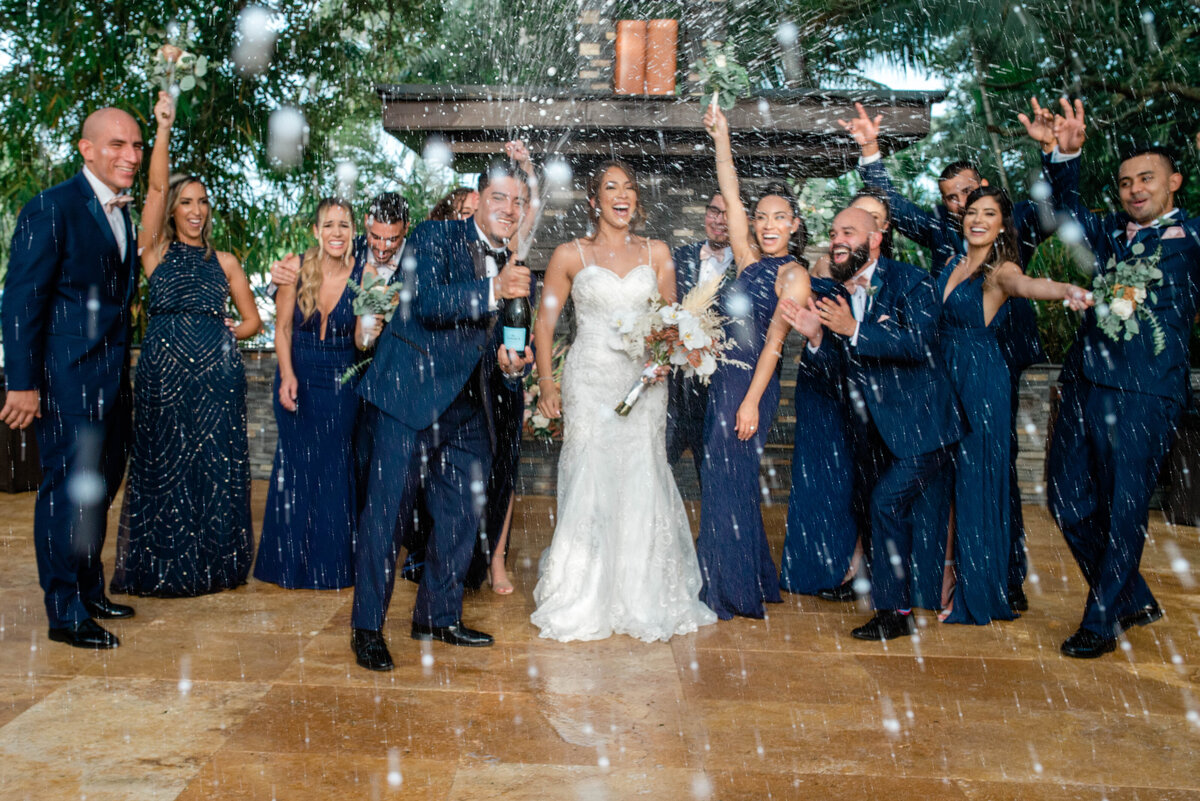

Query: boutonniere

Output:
[1092, 242, 1166, 355]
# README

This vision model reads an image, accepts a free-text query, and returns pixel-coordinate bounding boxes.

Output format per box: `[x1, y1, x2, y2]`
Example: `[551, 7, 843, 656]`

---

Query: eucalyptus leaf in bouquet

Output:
[693, 43, 750, 111]
[1091, 242, 1167, 355]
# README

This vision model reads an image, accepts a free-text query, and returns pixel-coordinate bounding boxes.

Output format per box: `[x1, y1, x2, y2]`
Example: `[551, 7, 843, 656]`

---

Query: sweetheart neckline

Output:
[578, 263, 654, 281]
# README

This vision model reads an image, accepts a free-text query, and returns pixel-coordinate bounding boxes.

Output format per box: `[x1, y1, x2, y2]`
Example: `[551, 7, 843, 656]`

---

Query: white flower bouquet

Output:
[1092, 242, 1166, 355]
[612, 276, 747, 416]
[338, 272, 401, 383]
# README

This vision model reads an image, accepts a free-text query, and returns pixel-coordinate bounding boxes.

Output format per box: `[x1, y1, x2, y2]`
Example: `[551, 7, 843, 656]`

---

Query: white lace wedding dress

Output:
[530, 258, 718, 643]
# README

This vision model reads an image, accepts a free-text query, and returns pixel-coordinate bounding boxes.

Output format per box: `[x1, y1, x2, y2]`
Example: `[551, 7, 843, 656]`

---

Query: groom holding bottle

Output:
[350, 161, 533, 671]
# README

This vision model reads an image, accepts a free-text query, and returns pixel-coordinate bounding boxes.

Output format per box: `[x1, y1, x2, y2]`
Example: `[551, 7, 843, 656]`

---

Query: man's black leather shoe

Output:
[1008, 584, 1028, 613]
[400, 558, 424, 585]
[48, 619, 119, 649]
[851, 611, 914, 641]
[1118, 603, 1163, 632]
[816, 579, 856, 603]
[411, 620, 494, 647]
[1060, 627, 1116, 659]
[85, 597, 135, 619]
[352, 629, 394, 671]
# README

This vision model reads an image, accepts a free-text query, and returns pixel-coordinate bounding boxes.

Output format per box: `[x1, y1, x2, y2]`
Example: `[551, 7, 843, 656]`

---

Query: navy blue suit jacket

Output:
[858, 153, 1081, 370]
[672, 241, 705, 300]
[1056, 200, 1200, 406]
[357, 218, 511, 432]
[2, 171, 138, 419]
[800, 257, 965, 458]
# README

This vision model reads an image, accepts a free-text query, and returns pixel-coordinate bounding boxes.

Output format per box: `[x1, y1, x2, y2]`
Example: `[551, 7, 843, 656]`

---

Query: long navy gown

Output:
[696, 255, 787, 619]
[936, 263, 1016, 624]
[254, 260, 363, 589]
[779, 278, 859, 595]
[112, 242, 253, 597]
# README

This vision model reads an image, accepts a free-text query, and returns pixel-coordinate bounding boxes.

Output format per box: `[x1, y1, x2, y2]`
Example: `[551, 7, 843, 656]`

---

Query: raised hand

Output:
[816, 294, 858, 337]
[703, 96, 729, 141]
[270, 253, 300, 288]
[504, 139, 532, 170]
[154, 90, 176, 130]
[1054, 97, 1087, 155]
[780, 297, 823, 345]
[1016, 97, 1056, 151]
[837, 102, 882, 157]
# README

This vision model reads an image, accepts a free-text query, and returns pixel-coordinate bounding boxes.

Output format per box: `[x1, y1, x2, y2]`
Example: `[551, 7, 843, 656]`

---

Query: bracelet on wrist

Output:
[537, 377, 556, 384]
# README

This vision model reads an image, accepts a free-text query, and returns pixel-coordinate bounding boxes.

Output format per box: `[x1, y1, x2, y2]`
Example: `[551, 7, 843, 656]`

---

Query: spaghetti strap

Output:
[645, 239, 652, 269]
[574, 239, 587, 265]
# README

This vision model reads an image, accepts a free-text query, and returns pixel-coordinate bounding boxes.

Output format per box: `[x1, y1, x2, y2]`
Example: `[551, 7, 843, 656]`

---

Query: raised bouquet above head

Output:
[693, 42, 750, 111]
[1091, 242, 1166, 355]
[611, 275, 748, 416]
[148, 21, 209, 94]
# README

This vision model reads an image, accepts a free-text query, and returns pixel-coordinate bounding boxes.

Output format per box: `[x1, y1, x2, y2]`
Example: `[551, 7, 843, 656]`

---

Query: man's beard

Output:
[828, 242, 872, 283]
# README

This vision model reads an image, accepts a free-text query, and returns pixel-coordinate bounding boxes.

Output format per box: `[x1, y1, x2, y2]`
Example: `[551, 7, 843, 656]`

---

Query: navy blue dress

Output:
[780, 281, 858, 594]
[937, 263, 1016, 624]
[112, 242, 253, 597]
[697, 255, 786, 619]
[255, 260, 363, 589]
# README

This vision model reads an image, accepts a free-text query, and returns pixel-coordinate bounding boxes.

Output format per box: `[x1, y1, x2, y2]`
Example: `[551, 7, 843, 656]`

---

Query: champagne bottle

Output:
[501, 259, 532, 352]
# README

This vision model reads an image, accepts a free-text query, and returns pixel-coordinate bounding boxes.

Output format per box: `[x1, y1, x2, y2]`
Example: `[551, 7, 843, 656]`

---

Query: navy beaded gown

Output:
[779, 278, 859, 594]
[112, 242, 253, 597]
[936, 262, 1016, 624]
[254, 259, 363, 589]
[697, 255, 786, 619]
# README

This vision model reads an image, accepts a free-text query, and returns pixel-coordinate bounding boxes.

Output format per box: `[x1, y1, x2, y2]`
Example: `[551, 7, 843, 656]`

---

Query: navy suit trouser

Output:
[352, 389, 491, 631]
[34, 402, 131, 628]
[867, 443, 955, 612]
[1050, 383, 1179, 636]
[666, 379, 707, 481]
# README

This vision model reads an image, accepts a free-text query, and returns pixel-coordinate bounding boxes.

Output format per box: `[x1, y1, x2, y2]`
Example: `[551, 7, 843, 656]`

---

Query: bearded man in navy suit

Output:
[1, 107, 145, 648]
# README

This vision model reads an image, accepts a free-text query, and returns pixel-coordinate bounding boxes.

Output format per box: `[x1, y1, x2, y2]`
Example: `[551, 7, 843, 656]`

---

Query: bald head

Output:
[828, 206, 882, 282]
[78, 107, 144, 193]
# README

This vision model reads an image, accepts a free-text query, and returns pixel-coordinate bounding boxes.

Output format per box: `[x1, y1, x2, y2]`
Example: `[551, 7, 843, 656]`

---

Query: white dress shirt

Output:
[370, 238, 405, 282]
[475, 221, 504, 311]
[807, 259, 877, 352]
[697, 242, 733, 286]
[82, 167, 128, 260]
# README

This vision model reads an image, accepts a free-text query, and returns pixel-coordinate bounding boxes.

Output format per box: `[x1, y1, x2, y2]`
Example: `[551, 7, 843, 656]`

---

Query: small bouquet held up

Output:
[149, 23, 209, 94]
[338, 272, 401, 384]
[693, 42, 750, 110]
[612, 276, 747, 416]
[1091, 242, 1166, 355]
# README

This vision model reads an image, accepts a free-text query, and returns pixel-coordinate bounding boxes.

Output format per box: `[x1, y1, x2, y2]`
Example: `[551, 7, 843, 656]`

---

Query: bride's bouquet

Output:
[611, 276, 746, 416]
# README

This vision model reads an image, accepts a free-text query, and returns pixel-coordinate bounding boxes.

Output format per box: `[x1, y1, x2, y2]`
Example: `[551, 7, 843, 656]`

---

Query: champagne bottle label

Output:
[502, 326, 527, 352]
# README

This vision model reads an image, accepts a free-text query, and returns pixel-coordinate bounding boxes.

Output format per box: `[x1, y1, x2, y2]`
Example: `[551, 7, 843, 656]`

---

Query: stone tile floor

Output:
[0, 483, 1197, 800]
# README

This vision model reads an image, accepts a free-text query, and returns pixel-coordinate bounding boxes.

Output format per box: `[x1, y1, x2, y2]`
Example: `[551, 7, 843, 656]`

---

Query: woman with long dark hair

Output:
[696, 102, 813, 620]
[255, 197, 363, 590]
[530, 159, 716, 642]
[111, 91, 261, 597]
[934, 186, 1091, 624]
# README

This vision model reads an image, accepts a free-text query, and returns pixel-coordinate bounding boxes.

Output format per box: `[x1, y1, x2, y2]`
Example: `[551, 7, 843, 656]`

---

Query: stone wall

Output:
[229, 349, 1200, 505]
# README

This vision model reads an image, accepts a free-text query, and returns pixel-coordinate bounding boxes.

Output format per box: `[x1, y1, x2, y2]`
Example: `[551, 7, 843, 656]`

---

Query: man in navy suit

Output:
[784, 207, 965, 641]
[838, 100, 1082, 612]
[667, 191, 730, 479]
[350, 163, 532, 670]
[1046, 106, 1200, 657]
[1, 108, 144, 648]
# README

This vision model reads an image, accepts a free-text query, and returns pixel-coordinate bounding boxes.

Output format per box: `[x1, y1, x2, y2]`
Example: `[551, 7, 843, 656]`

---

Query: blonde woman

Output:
[111, 91, 261, 598]
[255, 197, 363, 590]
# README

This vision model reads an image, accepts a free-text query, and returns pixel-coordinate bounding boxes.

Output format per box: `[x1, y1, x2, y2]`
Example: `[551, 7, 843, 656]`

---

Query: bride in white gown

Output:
[530, 161, 717, 643]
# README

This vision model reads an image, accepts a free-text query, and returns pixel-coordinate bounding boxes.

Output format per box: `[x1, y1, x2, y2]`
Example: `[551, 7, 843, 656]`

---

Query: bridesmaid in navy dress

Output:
[935, 187, 1092, 623]
[255, 198, 363, 590]
[112, 92, 261, 597]
[696, 102, 812, 619]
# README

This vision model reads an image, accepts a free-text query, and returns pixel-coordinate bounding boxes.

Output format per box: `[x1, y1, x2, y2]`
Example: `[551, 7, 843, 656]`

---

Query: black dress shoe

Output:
[1008, 584, 1028, 613]
[1061, 627, 1116, 659]
[1118, 603, 1163, 632]
[851, 611, 914, 641]
[351, 629, 394, 671]
[400, 558, 424, 585]
[48, 619, 119, 649]
[816, 579, 856, 602]
[411, 620, 494, 647]
[85, 597, 135, 619]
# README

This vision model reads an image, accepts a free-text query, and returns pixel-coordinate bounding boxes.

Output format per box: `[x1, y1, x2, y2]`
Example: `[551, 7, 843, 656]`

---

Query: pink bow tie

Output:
[103, 194, 133, 213]
[845, 274, 871, 293]
[700, 243, 727, 263]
